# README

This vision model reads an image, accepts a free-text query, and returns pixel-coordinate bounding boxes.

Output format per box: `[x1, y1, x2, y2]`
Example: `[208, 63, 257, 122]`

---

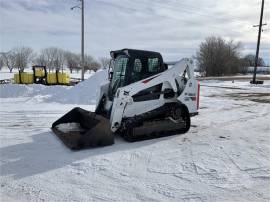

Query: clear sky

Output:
[0, 0, 269, 64]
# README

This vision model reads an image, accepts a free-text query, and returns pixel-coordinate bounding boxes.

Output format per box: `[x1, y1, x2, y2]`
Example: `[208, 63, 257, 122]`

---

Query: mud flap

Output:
[51, 107, 114, 150]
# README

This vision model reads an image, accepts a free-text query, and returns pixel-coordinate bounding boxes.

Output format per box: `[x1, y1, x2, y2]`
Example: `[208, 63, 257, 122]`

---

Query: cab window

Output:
[134, 59, 142, 73]
[131, 59, 142, 82]
[110, 55, 128, 94]
[148, 58, 160, 73]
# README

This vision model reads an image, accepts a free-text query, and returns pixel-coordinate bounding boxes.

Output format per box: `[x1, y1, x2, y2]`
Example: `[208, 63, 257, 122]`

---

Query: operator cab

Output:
[108, 49, 167, 100]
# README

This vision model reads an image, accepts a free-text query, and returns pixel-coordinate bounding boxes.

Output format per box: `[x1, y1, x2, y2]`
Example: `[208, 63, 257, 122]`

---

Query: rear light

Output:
[197, 81, 200, 110]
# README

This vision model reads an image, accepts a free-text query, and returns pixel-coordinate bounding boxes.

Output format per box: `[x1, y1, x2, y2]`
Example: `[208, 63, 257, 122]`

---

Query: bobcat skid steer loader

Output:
[52, 49, 200, 150]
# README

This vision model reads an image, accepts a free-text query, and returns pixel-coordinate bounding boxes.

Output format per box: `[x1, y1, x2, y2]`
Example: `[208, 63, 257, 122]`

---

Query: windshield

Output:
[110, 55, 129, 97]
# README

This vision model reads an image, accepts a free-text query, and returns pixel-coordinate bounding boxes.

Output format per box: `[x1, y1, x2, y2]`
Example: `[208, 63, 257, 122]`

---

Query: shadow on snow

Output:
[0, 130, 177, 179]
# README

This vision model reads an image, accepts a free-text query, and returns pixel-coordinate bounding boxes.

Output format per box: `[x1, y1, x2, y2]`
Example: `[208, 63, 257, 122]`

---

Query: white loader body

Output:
[97, 58, 199, 132]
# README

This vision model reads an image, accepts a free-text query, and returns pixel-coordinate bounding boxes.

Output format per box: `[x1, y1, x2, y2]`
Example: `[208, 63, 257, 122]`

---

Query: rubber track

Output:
[121, 103, 190, 142]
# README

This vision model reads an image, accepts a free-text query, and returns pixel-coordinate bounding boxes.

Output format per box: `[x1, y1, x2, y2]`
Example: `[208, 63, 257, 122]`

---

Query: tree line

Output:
[0, 38, 267, 77]
[196, 36, 266, 76]
[0, 47, 111, 73]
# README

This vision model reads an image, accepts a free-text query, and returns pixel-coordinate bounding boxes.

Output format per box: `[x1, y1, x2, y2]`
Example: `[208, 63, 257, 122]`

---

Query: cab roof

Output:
[110, 49, 163, 63]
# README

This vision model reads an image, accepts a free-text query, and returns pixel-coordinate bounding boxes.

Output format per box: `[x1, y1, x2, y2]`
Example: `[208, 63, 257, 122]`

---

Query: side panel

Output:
[109, 58, 199, 132]
[124, 100, 162, 117]
[177, 79, 198, 114]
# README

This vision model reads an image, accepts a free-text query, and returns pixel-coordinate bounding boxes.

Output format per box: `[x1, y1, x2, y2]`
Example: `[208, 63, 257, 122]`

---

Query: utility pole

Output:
[71, 0, 85, 81]
[81, 0, 85, 81]
[251, 0, 266, 84]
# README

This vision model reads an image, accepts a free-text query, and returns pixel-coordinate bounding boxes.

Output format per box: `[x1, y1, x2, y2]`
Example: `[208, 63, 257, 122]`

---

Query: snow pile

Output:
[0, 70, 14, 80]
[0, 84, 35, 98]
[0, 83, 69, 98]
[69, 71, 95, 80]
[0, 70, 108, 105]
[46, 70, 108, 104]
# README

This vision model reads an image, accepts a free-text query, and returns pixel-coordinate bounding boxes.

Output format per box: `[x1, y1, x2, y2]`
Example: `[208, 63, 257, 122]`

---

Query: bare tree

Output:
[1, 46, 103, 74]
[223, 40, 244, 75]
[40, 47, 65, 71]
[64, 51, 80, 73]
[84, 54, 94, 66]
[84, 54, 94, 73]
[34, 52, 47, 66]
[196, 36, 244, 76]
[99, 57, 110, 69]
[90, 61, 101, 72]
[84, 54, 101, 72]
[54, 48, 65, 71]
[13, 47, 34, 71]
[243, 54, 265, 67]
[2, 51, 16, 72]
[40, 48, 55, 70]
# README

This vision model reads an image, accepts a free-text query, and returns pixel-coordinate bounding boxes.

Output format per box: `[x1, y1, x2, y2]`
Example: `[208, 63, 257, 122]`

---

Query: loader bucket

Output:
[51, 107, 114, 150]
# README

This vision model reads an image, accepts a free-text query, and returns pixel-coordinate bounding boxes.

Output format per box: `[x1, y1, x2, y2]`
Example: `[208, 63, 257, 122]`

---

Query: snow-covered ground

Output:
[0, 71, 270, 201]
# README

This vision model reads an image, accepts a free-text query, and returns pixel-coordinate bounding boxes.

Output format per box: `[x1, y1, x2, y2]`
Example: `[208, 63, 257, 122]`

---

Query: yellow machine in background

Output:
[14, 72, 33, 84]
[47, 72, 70, 85]
[13, 65, 70, 85]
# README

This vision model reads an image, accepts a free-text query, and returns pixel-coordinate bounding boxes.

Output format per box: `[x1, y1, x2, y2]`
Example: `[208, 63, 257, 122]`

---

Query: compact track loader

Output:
[52, 49, 200, 150]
